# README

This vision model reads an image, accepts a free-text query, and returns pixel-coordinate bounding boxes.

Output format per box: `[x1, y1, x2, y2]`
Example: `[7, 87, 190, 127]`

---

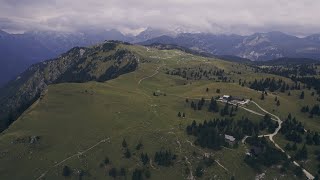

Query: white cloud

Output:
[0, 0, 319, 35]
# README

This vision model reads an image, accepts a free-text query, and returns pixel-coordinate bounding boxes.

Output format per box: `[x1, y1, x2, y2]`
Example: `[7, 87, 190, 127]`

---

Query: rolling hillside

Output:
[0, 43, 320, 179]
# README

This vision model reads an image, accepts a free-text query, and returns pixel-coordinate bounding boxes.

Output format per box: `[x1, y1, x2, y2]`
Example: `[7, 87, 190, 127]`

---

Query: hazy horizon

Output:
[1, 0, 320, 36]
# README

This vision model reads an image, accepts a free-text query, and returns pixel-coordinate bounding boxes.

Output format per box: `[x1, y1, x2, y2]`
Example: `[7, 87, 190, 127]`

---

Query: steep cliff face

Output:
[0, 41, 139, 131]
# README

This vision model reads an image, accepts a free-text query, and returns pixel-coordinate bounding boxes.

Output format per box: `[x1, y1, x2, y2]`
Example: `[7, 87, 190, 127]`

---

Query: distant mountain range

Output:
[1, 28, 320, 86]
[140, 31, 320, 61]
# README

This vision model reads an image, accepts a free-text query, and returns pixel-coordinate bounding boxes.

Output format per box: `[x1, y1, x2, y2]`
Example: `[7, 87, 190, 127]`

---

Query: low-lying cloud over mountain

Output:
[1, 0, 320, 36]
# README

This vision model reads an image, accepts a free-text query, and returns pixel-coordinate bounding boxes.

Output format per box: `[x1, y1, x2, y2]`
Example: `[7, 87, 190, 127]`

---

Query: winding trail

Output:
[36, 138, 110, 180]
[222, 100, 314, 180]
[138, 64, 165, 85]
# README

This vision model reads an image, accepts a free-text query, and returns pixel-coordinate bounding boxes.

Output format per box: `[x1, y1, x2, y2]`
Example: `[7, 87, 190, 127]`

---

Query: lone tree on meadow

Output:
[62, 165, 72, 177]
[122, 139, 127, 148]
[276, 100, 280, 106]
[300, 91, 305, 99]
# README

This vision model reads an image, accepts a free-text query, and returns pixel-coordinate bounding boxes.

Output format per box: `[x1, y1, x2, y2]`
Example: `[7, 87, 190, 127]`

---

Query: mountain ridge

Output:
[1, 28, 320, 87]
[140, 32, 320, 61]
[0, 41, 139, 132]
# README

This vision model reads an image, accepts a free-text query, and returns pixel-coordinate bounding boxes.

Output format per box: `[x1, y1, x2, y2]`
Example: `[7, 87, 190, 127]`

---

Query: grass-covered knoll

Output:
[0, 44, 320, 179]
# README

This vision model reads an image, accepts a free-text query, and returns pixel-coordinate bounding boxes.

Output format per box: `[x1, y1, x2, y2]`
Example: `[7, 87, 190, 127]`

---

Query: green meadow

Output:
[0, 45, 319, 179]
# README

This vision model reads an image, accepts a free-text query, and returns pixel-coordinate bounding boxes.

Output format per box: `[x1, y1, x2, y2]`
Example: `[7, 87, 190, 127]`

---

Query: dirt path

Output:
[138, 64, 165, 85]
[184, 156, 195, 180]
[227, 100, 314, 180]
[36, 138, 110, 180]
[250, 101, 314, 180]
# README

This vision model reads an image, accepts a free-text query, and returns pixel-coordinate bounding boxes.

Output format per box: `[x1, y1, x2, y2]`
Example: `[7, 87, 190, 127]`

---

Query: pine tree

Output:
[109, 168, 117, 178]
[300, 91, 305, 99]
[276, 100, 280, 106]
[104, 157, 110, 164]
[230, 106, 234, 117]
[122, 139, 127, 148]
[313, 132, 320, 145]
[178, 112, 181, 117]
[261, 93, 265, 100]
[62, 166, 71, 177]
[208, 97, 219, 112]
[120, 168, 126, 176]
[145, 169, 151, 179]
[292, 143, 297, 151]
[124, 148, 131, 158]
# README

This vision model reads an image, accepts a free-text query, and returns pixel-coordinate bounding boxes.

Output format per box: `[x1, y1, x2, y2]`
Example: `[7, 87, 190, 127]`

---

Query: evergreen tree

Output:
[230, 106, 234, 117]
[195, 165, 203, 177]
[122, 139, 128, 148]
[141, 153, 149, 165]
[300, 91, 305, 99]
[125, 148, 131, 158]
[104, 157, 110, 165]
[132, 169, 143, 180]
[292, 143, 297, 151]
[208, 97, 219, 112]
[145, 169, 151, 179]
[306, 133, 314, 145]
[276, 100, 280, 106]
[109, 168, 117, 178]
[313, 132, 320, 145]
[261, 93, 265, 100]
[216, 89, 221, 93]
[294, 144, 308, 160]
[136, 142, 143, 150]
[120, 168, 126, 176]
[178, 112, 181, 117]
[62, 166, 72, 177]
[220, 103, 230, 116]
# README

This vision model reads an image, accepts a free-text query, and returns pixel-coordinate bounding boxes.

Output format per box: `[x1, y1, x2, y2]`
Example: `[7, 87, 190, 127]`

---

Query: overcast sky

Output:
[0, 0, 319, 36]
